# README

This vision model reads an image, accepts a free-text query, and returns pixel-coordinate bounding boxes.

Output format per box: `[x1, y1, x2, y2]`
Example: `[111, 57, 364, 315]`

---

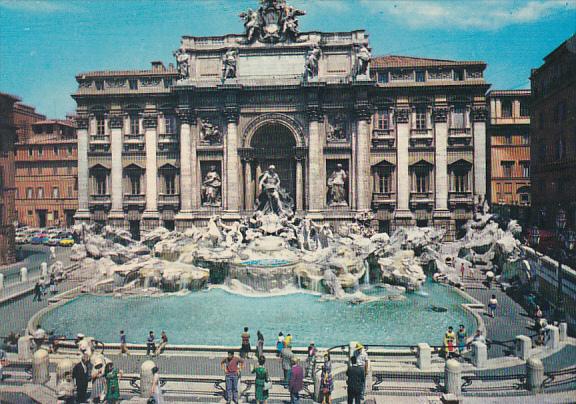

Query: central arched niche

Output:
[249, 122, 297, 210]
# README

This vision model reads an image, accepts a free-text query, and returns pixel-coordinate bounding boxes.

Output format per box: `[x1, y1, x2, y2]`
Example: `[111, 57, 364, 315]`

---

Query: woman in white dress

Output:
[150, 366, 163, 404]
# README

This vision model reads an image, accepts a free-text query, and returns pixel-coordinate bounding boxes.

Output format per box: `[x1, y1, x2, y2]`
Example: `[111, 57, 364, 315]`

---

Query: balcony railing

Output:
[123, 194, 146, 207]
[449, 191, 474, 205]
[158, 134, 179, 152]
[372, 192, 396, 204]
[409, 129, 433, 146]
[371, 129, 395, 147]
[410, 192, 433, 207]
[89, 135, 111, 152]
[448, 128, 472, 146]
[159, 194, 180, 207]
[89, 194, 111, 205]
[124, 134, 145, 152]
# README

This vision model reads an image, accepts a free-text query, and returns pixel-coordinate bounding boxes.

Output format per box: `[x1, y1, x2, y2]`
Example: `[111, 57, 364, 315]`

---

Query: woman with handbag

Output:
[104, 362, 122, 404]
[251, 355, 270, 404]
[148, 366, 163, 404]
[319, 353, 333, 404]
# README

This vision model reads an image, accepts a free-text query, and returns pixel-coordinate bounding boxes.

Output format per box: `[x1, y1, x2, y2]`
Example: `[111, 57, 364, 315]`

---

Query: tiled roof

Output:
[372, 55, 486, 69]
[32, 119, 76, 128]
[488, 89, 531, 96]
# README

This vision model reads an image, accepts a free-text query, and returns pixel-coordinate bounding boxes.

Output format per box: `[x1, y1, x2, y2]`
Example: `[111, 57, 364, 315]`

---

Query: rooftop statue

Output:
[173, 48, 191, 79]
[222, 48, 238, 80]
[355, 44, 372, 78]
[240, 0, 305, 44]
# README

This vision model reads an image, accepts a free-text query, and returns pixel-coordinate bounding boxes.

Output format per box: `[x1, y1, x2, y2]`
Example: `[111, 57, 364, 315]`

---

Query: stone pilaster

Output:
[74, 117, 90, 223]
[394, 107, 413, 222]
[176, 109, 195, 216]
[433, 106, 449, 213]
[355, 105, 372, 211]
[224, 109, 240, 216]
[142, 113, 159, 228]
[295, 156, 304, 212]
[472, 106, 488, 203]
[108, 114, 125, 226]
[307, 107, 324, 213]
[243, 158, 254, 210]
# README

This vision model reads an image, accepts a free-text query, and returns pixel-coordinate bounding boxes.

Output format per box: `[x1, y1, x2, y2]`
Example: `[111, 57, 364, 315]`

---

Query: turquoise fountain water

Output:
[40, 280, 475, 347]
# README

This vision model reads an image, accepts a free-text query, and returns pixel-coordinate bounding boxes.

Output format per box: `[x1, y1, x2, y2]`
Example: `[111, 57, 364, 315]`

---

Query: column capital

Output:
[76, 117, 89, 130]
[395, 107, 411, 124]
[176, 108, 196, 124]
[225, 108, 240, 123]
[108, 114, 124, 129]
[354, 104, 373, 121]
[307, 106, 323, 122]
[471, 105, 488, 122]
[142, 114, 158, 129]
[433, 107, 449, 123]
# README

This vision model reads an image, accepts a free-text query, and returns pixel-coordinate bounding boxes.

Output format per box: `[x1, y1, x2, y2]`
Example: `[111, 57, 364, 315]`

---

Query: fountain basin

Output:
[39, 281, 476, 347]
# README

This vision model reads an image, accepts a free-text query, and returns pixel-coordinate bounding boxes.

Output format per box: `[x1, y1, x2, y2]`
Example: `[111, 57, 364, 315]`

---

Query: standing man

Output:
[240, 327, 251, 359]
[33, 281, 43, 302]
[346, 356, 365, 404]
[72, 355, 91, 403]
[119, 330, 129, 356]
[353, 343, 369, 400]
[289, 358, 304, 404]
[146, 331, 156, 356]
[281, 343, 295, 387]
[221, 350, 244, 404]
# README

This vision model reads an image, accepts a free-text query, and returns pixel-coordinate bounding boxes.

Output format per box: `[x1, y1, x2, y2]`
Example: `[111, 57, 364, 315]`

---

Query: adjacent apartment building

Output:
[15, 119, 78, 228]
[487, 90, 531, 217]
[0, 93, 20, 265]
[530, 34, 576, 230]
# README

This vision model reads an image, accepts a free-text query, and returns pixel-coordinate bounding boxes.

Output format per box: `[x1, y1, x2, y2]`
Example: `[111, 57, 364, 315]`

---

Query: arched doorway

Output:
[244, 122, 301, 211]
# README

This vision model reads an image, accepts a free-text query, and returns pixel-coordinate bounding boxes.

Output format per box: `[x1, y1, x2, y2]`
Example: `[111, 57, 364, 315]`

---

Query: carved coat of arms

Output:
[239, 0, 305, 44]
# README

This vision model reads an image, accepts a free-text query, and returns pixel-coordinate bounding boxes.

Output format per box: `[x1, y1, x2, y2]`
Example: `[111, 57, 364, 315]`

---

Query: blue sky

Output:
[1, 0, 574, 118]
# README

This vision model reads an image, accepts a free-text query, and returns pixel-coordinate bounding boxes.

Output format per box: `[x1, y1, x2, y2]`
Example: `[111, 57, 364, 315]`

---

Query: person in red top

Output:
[221, 351, 244, 404]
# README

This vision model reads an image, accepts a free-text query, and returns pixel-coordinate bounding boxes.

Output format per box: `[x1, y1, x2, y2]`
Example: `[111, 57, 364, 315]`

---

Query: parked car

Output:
[59, 234, 75, 247]
[47, 235, 63, 246]
[31, 232, 50, 245]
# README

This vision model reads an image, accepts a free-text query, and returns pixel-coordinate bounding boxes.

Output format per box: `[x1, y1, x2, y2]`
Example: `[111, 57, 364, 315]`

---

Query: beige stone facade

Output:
[73, 2, 489, 240]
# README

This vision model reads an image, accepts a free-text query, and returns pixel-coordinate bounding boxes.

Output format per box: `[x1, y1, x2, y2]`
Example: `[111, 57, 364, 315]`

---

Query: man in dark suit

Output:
[72, 356, 91, 403]
[346, 355, 365, 404]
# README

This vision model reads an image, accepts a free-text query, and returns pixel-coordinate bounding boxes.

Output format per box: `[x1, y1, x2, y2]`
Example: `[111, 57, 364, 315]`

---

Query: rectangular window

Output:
[452, 105, 466, 129]
[37, 187, 44, 199]
[27, 210, 32, 216]
[413, 166, 430, 193]
[415, 106, 427, 130]
[164, 172, 176, 195]
[67, 146, 73, 155]
[164, 78, 172, 88]
[415, 70, 425, 82]
[96, 117, 105, 135]
[53, 146, 59, 155]
[96, 174, 107, 195]
[520, 100, 530, 117]
[521, 161, 530, 177]
[454, 69, 464, 81]
[521, 134, 530, 145]
[52, 187, 59, 198]
[46, 125, 53, 134]
[504, 134, 512, 145]
[130, 173, 141, 195]
[453, 171, 469, 192]
[38, 147, 43, 156]
[375, 110, 390, 130]
[95, 80, 104, 90]
[130, 114, 139, 134]
[27, 188, 33, 199]
[164, 115, 176, 134]
[377, 168, 392, 193]
[501, 161, 514, 177]
[28, 147, 33, 157]
[53, 210, 59, 220]
[377, 71, 388, 83]
[129, 79, 138, 90]
[502, 100, 512, 118]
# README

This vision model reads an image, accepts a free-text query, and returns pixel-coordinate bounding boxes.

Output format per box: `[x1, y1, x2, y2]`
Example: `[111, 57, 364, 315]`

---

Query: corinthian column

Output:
[307, 107, 324, 212]
[177, 109, 194, 213]
[434, 107, 449, 212]
[142, 113, 159, 227]
[395, 107, 413, 223]
[225, 109, 240, 214]
[355, 106, 372, 211]
[74, 117, 90, 223]
[472, 106, 487, 203]
[108, 114, 124, 226]
[295, 156, 304, 212]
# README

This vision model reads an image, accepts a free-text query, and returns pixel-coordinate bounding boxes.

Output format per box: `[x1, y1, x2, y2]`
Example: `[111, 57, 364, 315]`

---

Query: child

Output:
[488, 294, 498, 318]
